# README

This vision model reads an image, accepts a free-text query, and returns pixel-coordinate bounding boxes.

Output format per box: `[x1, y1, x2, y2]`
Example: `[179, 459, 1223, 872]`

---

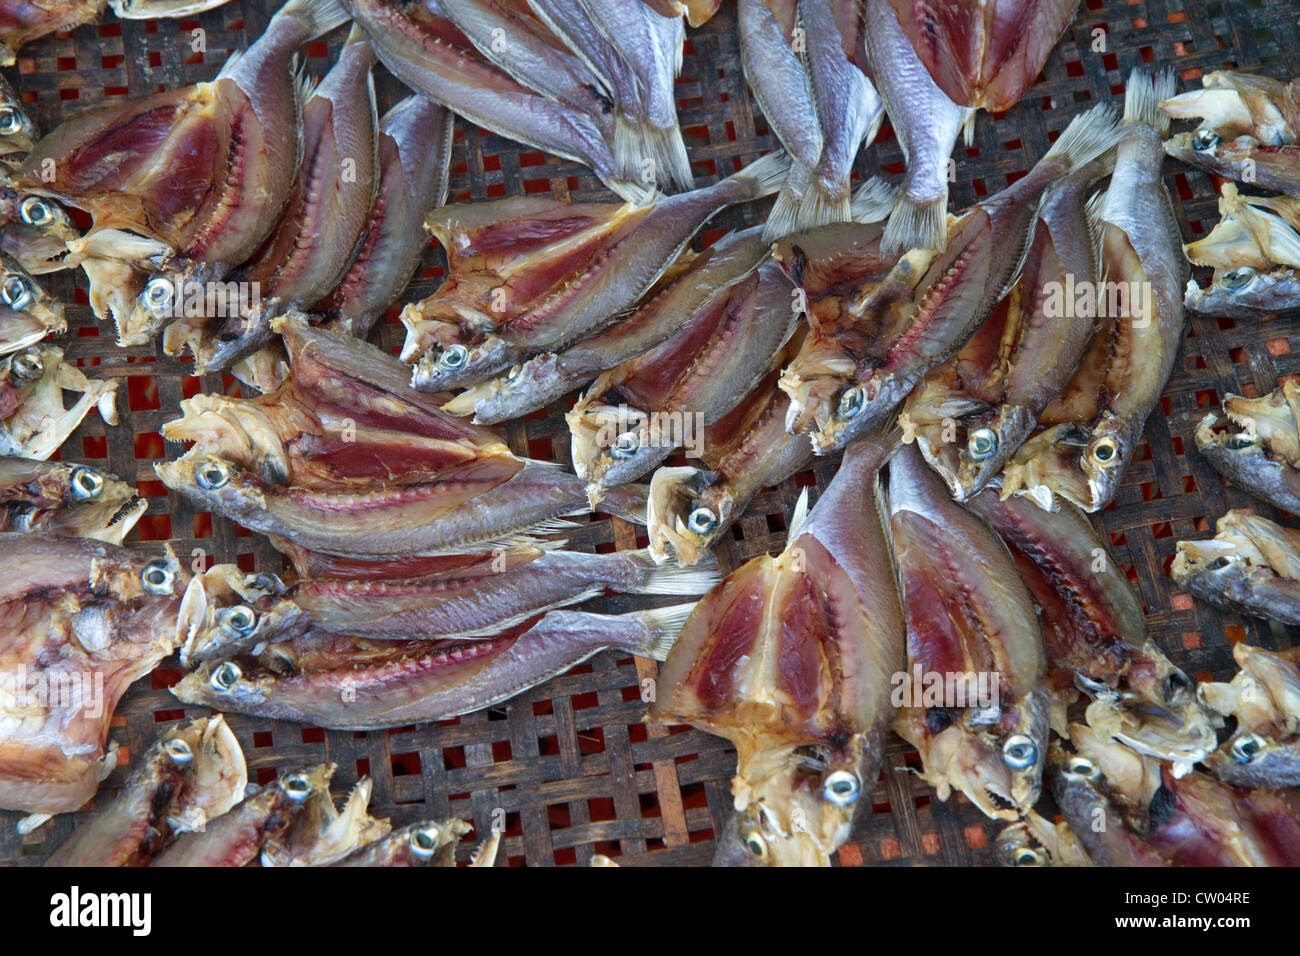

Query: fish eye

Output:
[1012, 847, 1045, 866]
[18, 195, 55, 228]
[837, 385, 864, 420]
[0, 107, 22, 136]
[1002, 734, 1039, 770]
[1065, 756, 1099, 780]
[741, 829, 768, 859]
[210, 661, 242, 692]
[162, 738, 194, 765]
[10, 347, 43, 381]
[1231, 733, 1265, 764]
[822, 770, 861, 806]
[219, 604, 258, 637]
[1, 274, 34, 311]
[282, 773, 313, 801]
[142, 277, 174, 316]
[611, 432, 641, 460]
[70, 466, 104, 499]
[1193, 128, 1220, 151]
[438, 344, 469, 370]
[1220, 267, 1255, 291]
[1162, 669, 1192, 703]
[504, 363, 524, 385]
[1090, 438, 1118, 464]
[1225, 433, 1256, 450]
[687, 506, 718, 535]
[1205, 556, 1233, 571]
[410, 824, 441, 858]
[967, 428, 998, 461]
[196, 459, 232, 490]
[141, 559, 176, 594]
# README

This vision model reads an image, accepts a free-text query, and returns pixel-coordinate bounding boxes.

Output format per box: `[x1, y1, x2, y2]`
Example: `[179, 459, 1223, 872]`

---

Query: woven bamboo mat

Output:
[2, 0, 1299, 866]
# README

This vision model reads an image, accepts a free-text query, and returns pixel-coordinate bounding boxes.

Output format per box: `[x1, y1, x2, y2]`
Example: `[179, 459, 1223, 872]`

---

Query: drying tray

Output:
[2, 0, 1299, 866]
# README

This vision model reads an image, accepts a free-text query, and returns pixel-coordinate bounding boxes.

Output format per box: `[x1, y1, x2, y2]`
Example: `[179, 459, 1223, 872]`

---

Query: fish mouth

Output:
[646, 466, 718, 567]
[91, 495, 148, 544]
[1083, 695, 1215, 770]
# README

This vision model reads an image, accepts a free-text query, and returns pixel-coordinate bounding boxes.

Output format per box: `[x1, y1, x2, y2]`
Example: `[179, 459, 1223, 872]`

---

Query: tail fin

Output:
[644, 123, 695, 192]
[882, 192, 947, 257]
[726, 150, 793, 201]
[276, 0, 351, 40]
[629, 602, 697, 660]
[793, 184, 852, 237]
[613, 115, 648, 185]
[1039, 102, 1123, 177]
[627, 547, 721, 595]
[850, 176, 900, 224]
[1124, 67, 1177, 135]
[597, 482, 650, 525]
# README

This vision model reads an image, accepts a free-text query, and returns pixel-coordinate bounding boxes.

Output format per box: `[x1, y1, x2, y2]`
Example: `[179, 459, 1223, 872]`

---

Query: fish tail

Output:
[762, 185, 804, 243]
[850, 176, 900, 224]
[613, 114, 647, 184]
[1124, 67, 1177, 136]
[1038, 102, 1123, 177]
[962, 109, 977, 148]
[626, 547, 721, 595]
[793, 182, 852, 235]
[882, 192, 947, 257]
[597, 482, 650, 525]
[643, 122, 695, 192]
[725, 149, 792, 201]
[626, 602, 698, 661]
[275, 0, 351, 41]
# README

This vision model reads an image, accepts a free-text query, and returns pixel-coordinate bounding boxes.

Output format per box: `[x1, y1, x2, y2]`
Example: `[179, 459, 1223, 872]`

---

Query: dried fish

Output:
[331, 819, 471, 866]
[0, 457, 144, 543]
[152, 764, 334, 867]
[1196, 382, 1300, 514]
[0, 251, 64, 352]
[650, 436, 905, 867]
[0, 185, 79, 276]
[0, 1, 101, 67]
[173, 604, 695, 729]
[0, 73, 36, 160]
[403, 152, 789, 390]
[996, 810, 1091, 867]
[1172, 509, 1300, 626]
[888, 444, 1047, 820]
[0, 345, 117, 460]
[44, 716, 246, 866]
[262, 776, 391, 866]
[0, 536, 185, 814]
[1199, 644, 1300, 789]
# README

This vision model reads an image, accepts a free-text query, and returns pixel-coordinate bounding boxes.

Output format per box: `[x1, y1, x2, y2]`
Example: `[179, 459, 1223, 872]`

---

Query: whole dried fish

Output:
[1199, 644, 1300, 789]
[0, 536, 185, 814]
[173, 604, 695, 729]
[200, 29, 380, 374]
[44, 716, 246, 866]
[968, 489, 1216, 768]
[863, 0, 974, 254]
[331, 819, 471, 866]
[1162, 70, 1300, 193]
[1196, 383, 1300, 514]
[345, 0, 641, 200]
[446, 227, 770, 425]
[900, 153, 1110, 500]
[1172, 509, 1300, 625]
[567, 259, 796, 498]
[262, 776, 391, 866]
[885, 0, 1079, 115]
[1182, 183, 1300, 316]
[152, 764, 333, 867]
[1001, 71, 1186, 512]
[402, 152, 789, 391]
[888, 444, 1047, 821]
[0, 345, 117, 460]
[178, 546, 718, 662]
[650, 436, 905, 867]
[12, 0, 350, 344]
[0, 457, 144, 543]
[782, 103, 1120, 455]
[318, 95, 454, 338]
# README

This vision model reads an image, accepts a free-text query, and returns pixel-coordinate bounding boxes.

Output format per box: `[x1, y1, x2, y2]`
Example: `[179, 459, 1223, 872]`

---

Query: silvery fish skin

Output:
[648, 382, 813, 568]
[261, 776, 391, 867]
[888, 444, 1048, 821]
[967, 489, 1216, 768]
[783, 103, 1121, 456]
[1199, 644, 1300, 789]
[996, 809, 1091, 867]
[0, 73, 36, 158]
[1002, 71, 1187, 513]
[1172, 509, 1300, 626]
[0, 536, 185, 814]
[345, 0, 641, 201]
[0, 0, 102, 66]
[0, 457, 144, 544]
[173, 604, 695, 730]
[0, 186, 78, 276]
[1185, 267, 1300, 316]
[650, 436, 905, 867]
[12, 0, 352, 345]
[44, 716, 247, 867]
[0, 251, 64, 349]
[152, 764, 334, 867]
[567, 259, 796, 499]
[402, 152, 789, 390]
[179, 546, 718, 661]
[201, 30, 381, 375]
[901, 154, 1110, 500]
[885, 0, 1078, 115]
[319, 95, 454, 339]
[445, 227, 771, 425]
[863, 0, 973, 255]
[1195, 391, 1300, 514]
[331, 819, 471, 866]
[0, 345, 117, 461]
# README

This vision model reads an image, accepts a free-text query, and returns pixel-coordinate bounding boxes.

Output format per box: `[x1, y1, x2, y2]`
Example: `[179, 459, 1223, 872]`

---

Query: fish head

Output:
[162, 394, 291, 485]
[66, 231, 168, 344]
[0, 254, 65, 338]
[1075, 413, 1128, 510]
[443, 354, 561, 424]
[1200, 642, 1300, 734]
[777, 342, 859, 438]
[999, 422, 1095, 512]
[1202, 729, 1297, 788]
[1081, 657, 1216, 771]
[996, 809, 1089, 868]
[1160, 73, 1296, 145]
[0, 101, 35, 155]
[163, 714, 249, 833]
[155, 452, 265, 524]
[566, 402, 664, 493]
[950, 406, 1038, 499]
[1193, 408, 1289, 487]
[45, 465, 146, 544]
[1222, 381, 1300, 462]
[409, 336, 516, 392]
[646, 466, 728, 567]
[173, 658, 272, 713]
[177, 563, 298, 667]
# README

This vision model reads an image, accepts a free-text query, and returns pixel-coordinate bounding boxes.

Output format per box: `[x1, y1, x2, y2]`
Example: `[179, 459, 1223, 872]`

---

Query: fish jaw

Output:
[1204, 732, 1300, 789]
[1194, 410, 1300, 512]
[1082, 687, 1216, 771]
[409, 335, 522, 392]
[162, 393, 293, 485]
[171, 714, 248, 835]
[1164, 132, 1300, 194]
[1172, 513, 1300, 625]
[997, 422, 1094, 511]
[646, 465, 722, 568]
[566, 401, 672, 493]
